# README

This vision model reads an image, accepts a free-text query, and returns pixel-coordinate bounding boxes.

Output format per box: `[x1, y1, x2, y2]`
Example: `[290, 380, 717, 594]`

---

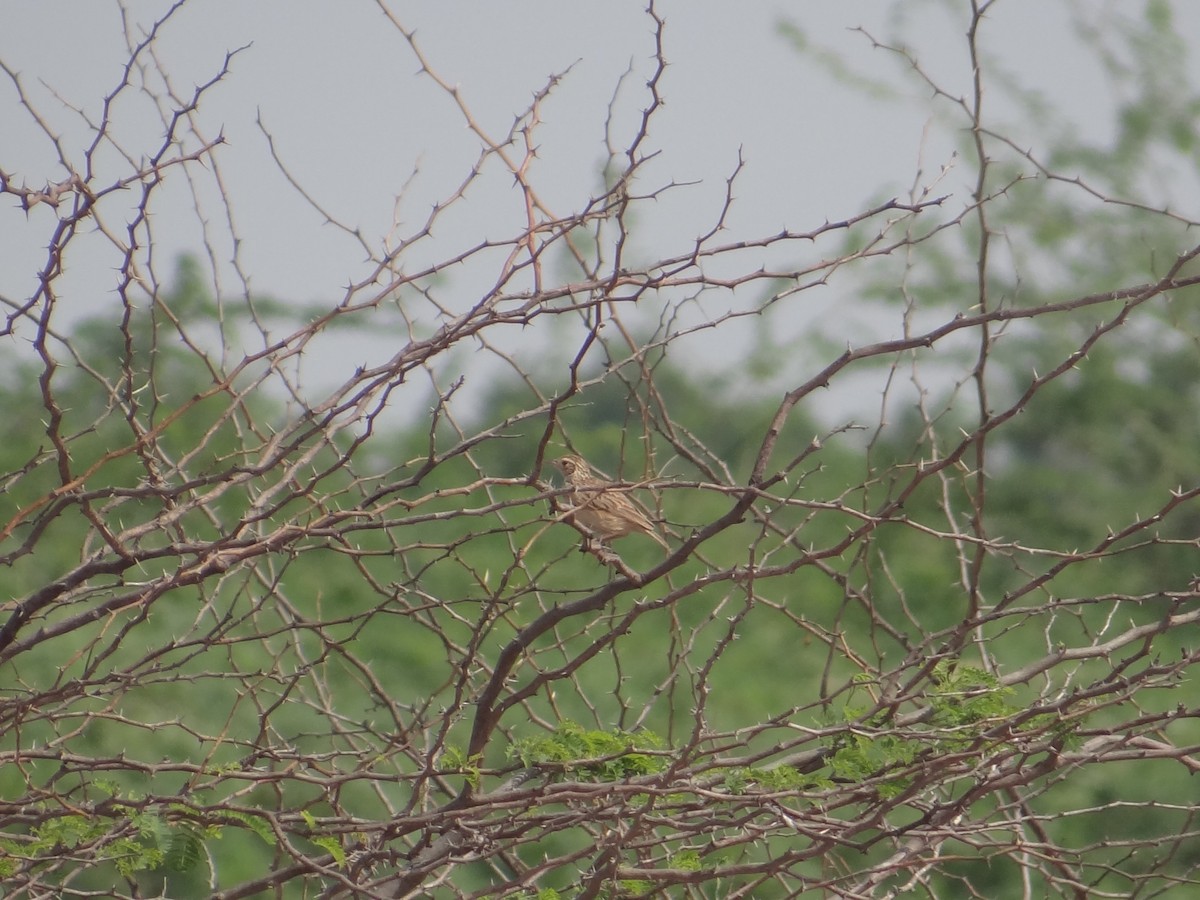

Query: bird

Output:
[550, 454, 670, 551]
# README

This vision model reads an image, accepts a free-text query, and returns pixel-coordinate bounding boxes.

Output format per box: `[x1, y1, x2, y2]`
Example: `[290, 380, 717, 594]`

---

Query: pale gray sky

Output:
[3, 1, 1197, 422]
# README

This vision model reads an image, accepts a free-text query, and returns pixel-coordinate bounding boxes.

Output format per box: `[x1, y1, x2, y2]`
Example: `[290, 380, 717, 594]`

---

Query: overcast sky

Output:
[4, 1, 1198, 422]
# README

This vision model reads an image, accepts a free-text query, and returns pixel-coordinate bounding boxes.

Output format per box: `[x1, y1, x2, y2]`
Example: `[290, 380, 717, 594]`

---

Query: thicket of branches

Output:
[2, 2, 1199, 897]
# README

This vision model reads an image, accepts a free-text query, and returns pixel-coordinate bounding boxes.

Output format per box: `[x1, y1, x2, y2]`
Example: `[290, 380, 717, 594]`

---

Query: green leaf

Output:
[312, 835, 347, 868]
[221, 809, 277, 846]
[162, 826, 206, 873]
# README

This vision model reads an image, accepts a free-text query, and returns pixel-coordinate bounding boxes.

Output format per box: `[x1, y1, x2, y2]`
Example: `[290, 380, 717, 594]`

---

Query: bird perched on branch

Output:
[551, 455, 670, 551]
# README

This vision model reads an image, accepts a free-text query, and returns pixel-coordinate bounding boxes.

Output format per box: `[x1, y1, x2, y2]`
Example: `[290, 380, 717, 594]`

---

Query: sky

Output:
[3, 1, 1198, 424]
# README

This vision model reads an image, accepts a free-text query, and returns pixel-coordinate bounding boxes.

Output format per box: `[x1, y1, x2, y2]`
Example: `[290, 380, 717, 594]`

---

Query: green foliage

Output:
[311, 835, 347, 868]
[438, 745, 485, 789]
[723, 764, 832, 795]
[611, 879, 652, 898]
[4, 221, 1195, 895]
[668, 849, 702, 871]
[508, 721, 667, 781]
[817, 662, 1029, 799]
[0, 776, 280, 888]
[161, 824, 208, 874]
[827, 734, 914, 799]
[216, 808, 276, 847]
[927, 661, 1017, 729]
[7, 804, 205, 880]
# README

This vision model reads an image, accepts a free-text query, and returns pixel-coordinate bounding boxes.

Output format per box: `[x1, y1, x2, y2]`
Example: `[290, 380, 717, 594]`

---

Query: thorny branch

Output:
[1, 2, 1199, 898]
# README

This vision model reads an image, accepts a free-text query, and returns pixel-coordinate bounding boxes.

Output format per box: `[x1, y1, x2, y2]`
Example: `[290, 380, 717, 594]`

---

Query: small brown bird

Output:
[551, 455, 669, 550]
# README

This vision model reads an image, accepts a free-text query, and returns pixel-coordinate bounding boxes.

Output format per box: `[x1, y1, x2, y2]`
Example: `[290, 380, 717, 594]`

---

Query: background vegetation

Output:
[2, 2, 1199, 897]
